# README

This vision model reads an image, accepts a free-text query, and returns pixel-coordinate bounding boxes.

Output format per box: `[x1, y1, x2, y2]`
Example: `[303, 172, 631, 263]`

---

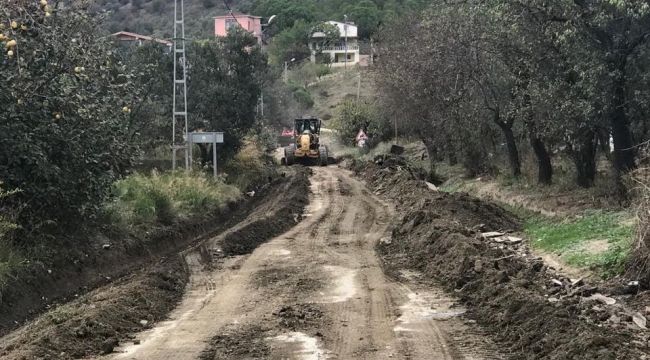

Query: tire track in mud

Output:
[102, 167, 503, 360]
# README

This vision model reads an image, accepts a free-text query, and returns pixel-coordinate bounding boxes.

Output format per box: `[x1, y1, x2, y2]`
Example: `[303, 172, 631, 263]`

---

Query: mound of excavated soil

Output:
[221, 169, 310, 256]
[199, 325, 272, 360]
[0, 169, 312, 360]
[352, 157, 648, 359]
[274, 303, 328, 331]
[0, 258, 188, 360]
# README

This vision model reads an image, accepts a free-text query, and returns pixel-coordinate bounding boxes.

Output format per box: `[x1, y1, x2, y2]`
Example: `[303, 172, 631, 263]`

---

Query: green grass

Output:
[107, 171, 241, 227]
[523, 210, 635, 277]
[0, 240, 23, 287]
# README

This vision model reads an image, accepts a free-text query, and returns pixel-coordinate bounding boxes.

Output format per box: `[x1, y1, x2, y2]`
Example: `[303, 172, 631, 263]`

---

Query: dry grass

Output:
[627, 162, 650, 285]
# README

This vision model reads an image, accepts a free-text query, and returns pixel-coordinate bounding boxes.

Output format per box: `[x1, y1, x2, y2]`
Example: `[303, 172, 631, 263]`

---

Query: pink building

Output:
[214, 14, 262, 43]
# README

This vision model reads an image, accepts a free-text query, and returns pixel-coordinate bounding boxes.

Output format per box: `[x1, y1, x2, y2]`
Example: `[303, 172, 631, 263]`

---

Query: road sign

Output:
[190, 132, 224, 144]
[188, 132, 224, 178]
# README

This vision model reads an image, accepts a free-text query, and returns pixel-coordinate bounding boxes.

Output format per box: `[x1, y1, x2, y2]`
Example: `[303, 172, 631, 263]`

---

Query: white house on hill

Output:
[310, 21, 359, 67]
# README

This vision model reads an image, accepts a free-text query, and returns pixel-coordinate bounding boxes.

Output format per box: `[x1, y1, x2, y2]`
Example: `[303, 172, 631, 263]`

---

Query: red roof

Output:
[112, 31, 172, 46]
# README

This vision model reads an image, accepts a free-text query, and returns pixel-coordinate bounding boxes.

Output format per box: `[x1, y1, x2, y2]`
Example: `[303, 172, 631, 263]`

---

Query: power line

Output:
[222, 0, 244, 28]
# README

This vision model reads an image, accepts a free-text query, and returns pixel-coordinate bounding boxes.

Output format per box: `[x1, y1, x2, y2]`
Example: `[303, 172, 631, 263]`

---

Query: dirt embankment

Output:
[0, 167, 307, 335]
[0, 169, 311, 360]
[352, 156, 649, 359]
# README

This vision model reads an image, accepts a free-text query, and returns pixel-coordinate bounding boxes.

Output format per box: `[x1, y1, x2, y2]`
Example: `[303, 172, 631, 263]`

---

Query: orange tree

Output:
[0, 1, 154, 238]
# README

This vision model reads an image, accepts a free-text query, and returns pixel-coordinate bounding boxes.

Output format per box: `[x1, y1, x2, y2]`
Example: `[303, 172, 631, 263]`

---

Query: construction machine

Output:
[284, 117, 328, 166]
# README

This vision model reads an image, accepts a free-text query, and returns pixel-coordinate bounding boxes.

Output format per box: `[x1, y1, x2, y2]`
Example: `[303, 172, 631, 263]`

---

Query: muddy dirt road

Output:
[107, 167, 500, 360]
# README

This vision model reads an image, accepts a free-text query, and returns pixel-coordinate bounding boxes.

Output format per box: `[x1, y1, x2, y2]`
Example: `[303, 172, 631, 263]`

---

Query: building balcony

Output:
[317, 44, 359, 52]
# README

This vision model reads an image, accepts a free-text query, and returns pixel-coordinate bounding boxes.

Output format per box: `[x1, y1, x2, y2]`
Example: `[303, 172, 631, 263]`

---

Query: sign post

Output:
[188, 132, 224, 178]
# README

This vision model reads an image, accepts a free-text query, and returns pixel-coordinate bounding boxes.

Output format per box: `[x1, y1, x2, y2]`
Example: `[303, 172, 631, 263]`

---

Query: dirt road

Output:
[107, 167, 501, 360]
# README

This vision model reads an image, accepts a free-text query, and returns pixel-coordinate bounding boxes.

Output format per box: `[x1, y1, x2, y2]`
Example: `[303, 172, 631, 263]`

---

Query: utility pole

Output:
[344, 14, 348, 71]
[172, 0, 189, 171]
[356, 73, 361, 103]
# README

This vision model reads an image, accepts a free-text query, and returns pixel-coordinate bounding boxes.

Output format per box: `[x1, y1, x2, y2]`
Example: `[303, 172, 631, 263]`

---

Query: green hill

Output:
[90, 0, 251, 39]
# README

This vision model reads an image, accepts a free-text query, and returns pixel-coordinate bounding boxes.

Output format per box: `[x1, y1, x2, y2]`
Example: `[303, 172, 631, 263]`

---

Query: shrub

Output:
[331, 99, 391, 146]
[0, 184, 22, 285]
[108, 172, 240, 226]
[224, 137, 277, 191]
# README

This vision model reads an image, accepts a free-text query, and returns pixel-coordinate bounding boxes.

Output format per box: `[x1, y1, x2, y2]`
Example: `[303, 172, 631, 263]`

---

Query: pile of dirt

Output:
[221, 169, 310, 256]
[352, 157, 649, 359]
[274, 303, 328, 331]
[199, 325, 271, 360]
[0, 258, 187, 360]
[253, 266, 325, 296]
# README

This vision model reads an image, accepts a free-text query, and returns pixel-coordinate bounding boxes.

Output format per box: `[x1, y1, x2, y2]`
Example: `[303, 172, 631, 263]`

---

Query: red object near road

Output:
[281, 128, 296, 137]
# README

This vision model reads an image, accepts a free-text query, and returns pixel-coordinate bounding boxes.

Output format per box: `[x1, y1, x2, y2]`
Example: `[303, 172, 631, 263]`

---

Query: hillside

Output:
[90, 0, 252, 38]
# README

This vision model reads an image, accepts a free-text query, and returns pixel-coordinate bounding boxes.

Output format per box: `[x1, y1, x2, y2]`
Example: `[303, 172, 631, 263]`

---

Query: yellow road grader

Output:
[284, 117, 329, 166]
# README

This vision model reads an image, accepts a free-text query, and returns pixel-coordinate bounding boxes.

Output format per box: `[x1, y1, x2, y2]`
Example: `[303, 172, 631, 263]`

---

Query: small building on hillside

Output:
[310, 21, 359, 67]
[112, 31, 172, 48]
[214, 13, 262, 43]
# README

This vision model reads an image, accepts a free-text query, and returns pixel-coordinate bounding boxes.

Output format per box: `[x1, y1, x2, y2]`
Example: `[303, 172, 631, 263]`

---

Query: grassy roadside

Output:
[107, 171, 241, 229]
[512, 207, 635, 278]
[437, 171, 636, 277]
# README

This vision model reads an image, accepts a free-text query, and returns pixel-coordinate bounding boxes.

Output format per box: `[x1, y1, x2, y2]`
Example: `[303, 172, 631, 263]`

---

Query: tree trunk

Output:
[446, 140, 457, 166]
[495, 121, 521, 178]
[529, 131, 553, 185]
[573, 129, 598, 188]
[421, 138, 441, 183]
[609, 61, 636, 174]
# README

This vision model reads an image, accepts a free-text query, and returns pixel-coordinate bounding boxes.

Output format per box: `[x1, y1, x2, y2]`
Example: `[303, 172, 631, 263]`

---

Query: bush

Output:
[108, 172, 241, 226]
[331, 99, 391, 146]
[289, 62, 331, 86]
[0, 184, 22, 285]
[224, 138, 277, 192]
[292, 87, 315, 108]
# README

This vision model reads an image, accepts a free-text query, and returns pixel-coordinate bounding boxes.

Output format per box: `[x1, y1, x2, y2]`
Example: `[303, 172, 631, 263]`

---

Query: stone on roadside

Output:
[586, 293, 616, 306]
[481, 232, 505, 239]
[101, 338, 118, 354]
[632, 312, 647, 330]
[425, 181, 438, 191]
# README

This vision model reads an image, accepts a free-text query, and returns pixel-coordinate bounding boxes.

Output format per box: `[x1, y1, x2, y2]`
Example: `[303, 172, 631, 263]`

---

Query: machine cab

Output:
[293, 118, 321, 137]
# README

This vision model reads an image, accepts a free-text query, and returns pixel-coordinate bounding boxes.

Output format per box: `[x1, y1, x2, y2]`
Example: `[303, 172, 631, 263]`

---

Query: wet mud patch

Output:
[200, 325, 271, 360]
